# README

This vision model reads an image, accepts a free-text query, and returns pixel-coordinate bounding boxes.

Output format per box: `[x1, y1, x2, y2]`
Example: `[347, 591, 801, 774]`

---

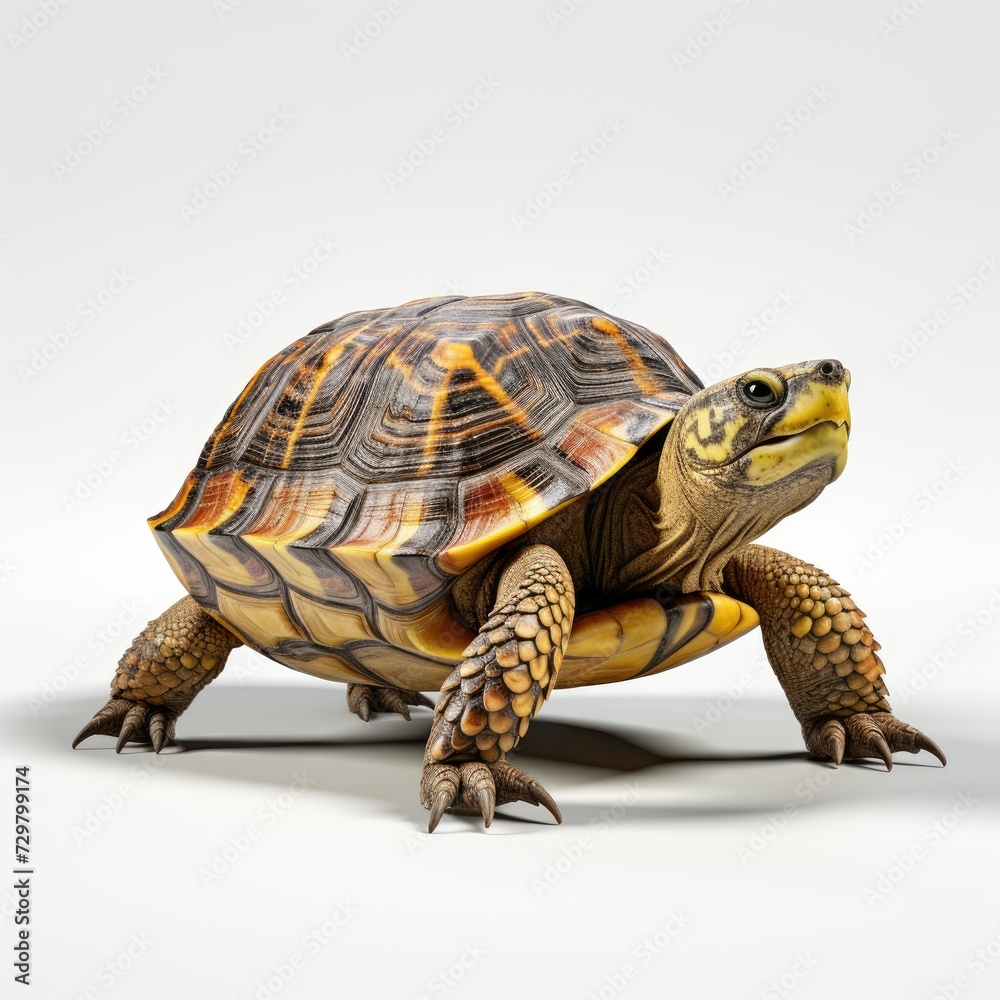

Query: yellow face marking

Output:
[745, 421, 848, 485]
[684, 407, 747, 463]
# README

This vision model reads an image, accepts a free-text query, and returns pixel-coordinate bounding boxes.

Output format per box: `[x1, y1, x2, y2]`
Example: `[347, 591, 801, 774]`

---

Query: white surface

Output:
[2, 1, 998, 997]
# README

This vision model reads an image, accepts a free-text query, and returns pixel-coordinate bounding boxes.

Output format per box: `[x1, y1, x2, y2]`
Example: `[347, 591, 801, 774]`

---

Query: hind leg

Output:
[73, 595, 240, 752]
[346, 684, 434, 722]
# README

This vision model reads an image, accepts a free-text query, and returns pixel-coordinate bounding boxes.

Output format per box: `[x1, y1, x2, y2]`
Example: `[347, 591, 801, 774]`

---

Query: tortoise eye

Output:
[739, 378, 781, 409]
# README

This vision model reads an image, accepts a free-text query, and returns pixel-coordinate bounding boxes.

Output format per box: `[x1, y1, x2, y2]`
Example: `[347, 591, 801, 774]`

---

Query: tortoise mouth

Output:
[738, 417, 850, 461]
[740, 419, 850, 485]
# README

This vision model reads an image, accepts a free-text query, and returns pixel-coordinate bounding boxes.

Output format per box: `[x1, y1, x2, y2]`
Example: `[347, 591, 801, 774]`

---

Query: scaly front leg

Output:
[724, 544, 946, 769]
[420, 544, 572, 831]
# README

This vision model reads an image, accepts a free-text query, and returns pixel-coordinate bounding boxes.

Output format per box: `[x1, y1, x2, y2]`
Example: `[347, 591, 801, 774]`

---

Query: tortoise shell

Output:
[150, 292, 758, 691]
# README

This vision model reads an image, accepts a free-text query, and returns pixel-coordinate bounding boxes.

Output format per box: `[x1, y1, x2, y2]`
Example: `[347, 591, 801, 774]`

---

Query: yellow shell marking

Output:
[288, 591, 375, 647]
[214, 587, 302, 649]
[558, 593, 759, 689]
[280, 341, 350, 469]
[170, 472, 262, 588]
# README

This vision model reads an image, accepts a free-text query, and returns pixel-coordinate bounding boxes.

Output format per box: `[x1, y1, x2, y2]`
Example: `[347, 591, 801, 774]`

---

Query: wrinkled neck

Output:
[614, 439, 772, 594]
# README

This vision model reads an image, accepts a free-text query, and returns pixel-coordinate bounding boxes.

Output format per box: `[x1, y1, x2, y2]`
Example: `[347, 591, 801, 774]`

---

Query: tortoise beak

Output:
[742, 361, 851, 485]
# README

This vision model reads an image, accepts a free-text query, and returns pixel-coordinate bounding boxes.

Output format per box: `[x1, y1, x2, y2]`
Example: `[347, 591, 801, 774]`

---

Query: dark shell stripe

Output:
[149, 292, 716, 684]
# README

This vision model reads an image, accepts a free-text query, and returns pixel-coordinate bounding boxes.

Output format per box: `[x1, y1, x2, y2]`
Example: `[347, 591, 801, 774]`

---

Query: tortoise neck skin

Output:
[609, 360, 851, 594]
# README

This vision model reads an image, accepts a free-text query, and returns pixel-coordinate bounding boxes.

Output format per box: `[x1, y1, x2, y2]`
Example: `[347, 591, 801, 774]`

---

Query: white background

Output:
[2, 1, 998, 998]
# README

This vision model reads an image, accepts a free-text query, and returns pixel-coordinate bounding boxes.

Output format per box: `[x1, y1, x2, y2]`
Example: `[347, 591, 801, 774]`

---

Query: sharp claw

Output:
[396, 704, 412, 722]
[814, 718, 845, 766]
[72, 717, 105, 749]
[871, 732, 893, 771]
[357, 700, 371, 723]
[415, 693, 435, 710]
[477, 788, 495, 828]
[149, 716, 166, 754]
[428, 790, 450, 833]
[530, 783, 562, 824]
[915, 733, 947, 767]
[115, 725, 134, 754]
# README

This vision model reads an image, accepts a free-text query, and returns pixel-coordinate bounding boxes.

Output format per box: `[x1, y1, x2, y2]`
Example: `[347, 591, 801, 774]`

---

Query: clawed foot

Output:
[420, 757, 562, 832]
[805, 712, 946, 770]
[73, 698, 179, 753]
[346, 683, 433, 722]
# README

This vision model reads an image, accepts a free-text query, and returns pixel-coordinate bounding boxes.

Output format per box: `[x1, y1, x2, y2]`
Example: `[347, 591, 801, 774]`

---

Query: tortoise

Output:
[74, 291, 946, 830]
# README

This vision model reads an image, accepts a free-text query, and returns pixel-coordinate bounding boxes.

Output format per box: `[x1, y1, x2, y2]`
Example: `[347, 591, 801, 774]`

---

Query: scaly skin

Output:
[73, 596, 240, 752]
[420, 544, 572, 831]
[724, 545, 946, 768]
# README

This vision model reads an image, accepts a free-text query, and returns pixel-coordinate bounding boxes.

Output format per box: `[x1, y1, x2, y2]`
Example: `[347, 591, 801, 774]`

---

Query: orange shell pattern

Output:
[149, 292, 757, 690]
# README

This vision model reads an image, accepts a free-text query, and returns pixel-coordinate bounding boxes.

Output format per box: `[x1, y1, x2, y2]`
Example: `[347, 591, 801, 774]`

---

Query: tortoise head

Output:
[671, 359, 851, 498]
[646, 359, 851, 592]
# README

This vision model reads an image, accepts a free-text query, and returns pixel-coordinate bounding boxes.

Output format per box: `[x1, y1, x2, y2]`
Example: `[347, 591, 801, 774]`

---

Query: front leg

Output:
[725, 544, 945, 769]
[421, 544, 573, 831]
